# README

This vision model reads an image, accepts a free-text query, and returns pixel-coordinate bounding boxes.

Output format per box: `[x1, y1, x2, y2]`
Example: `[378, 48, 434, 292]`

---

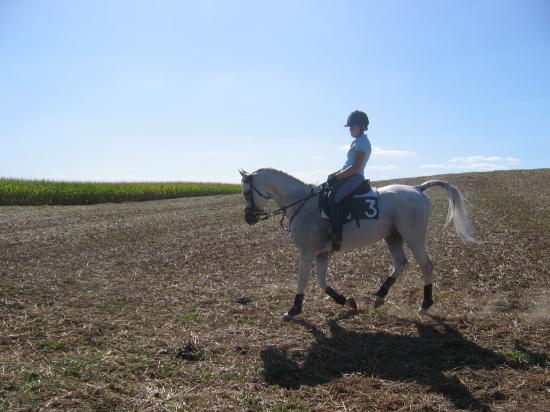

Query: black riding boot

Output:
[330, 202, 344, 251]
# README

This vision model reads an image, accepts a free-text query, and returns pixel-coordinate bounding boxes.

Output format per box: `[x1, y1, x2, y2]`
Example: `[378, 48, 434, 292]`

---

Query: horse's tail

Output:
[415, 180, 475, 243]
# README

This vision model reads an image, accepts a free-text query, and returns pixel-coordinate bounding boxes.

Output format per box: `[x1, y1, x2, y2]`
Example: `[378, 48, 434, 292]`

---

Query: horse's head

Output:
[239, 169, 271, 225]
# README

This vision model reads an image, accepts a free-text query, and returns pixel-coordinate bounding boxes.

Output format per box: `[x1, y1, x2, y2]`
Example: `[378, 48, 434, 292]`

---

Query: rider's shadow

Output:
[260, 314, 519, 411]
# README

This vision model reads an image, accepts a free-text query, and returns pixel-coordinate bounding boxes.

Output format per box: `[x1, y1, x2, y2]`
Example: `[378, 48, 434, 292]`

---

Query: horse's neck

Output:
[260, 171, 310, 207]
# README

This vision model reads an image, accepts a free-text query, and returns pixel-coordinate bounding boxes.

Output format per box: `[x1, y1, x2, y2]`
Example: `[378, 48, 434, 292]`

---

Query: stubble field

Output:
[1, 169, 549, 411]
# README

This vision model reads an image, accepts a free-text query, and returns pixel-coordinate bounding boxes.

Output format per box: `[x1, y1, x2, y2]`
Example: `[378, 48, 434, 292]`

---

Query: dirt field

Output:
[1, 169, 549, 411]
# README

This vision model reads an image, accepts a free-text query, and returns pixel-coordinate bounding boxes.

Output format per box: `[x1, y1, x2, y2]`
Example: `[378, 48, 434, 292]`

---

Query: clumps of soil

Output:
[235, 346, 249, 355]
[175, 343, 205, 361]
[235, 296, 252, 305]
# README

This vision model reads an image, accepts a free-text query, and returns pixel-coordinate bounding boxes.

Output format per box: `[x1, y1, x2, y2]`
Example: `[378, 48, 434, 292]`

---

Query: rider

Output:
[327, 110, 371, 251]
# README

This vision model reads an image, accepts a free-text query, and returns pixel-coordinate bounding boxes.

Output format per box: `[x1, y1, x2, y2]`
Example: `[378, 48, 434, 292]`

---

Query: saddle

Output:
[319, 179, 380, 225]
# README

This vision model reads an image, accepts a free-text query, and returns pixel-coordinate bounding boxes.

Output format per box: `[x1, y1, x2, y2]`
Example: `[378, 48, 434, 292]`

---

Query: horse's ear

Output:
[239, 169, 248, 178]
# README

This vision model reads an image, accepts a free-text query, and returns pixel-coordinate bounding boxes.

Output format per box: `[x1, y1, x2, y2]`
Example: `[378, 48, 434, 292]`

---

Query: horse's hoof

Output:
[283, 305, 302, 321]
[346, 297, 357, 310]
[418, 307, 429, 317]
[374, 296, 385, 309]
[421, 299, 434, 311]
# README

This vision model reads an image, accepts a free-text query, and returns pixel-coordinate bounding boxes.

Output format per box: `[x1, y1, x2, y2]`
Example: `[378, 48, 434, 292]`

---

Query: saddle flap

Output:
[353, 179, 372, 195]
[319, 182, 379, 223]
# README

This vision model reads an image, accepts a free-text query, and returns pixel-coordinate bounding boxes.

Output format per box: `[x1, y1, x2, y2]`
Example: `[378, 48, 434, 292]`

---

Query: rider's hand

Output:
[327, 174, 337, 187]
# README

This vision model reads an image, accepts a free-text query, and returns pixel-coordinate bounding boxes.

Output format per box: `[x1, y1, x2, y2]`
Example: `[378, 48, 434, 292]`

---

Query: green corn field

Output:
[0, 178, 241, 206]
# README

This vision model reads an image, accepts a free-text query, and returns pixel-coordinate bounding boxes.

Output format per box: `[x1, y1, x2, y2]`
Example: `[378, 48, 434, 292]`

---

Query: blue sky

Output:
[1, 0, 549, 183]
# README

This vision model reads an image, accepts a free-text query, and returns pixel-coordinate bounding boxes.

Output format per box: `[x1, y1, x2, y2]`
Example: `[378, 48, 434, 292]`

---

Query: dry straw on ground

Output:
[1, 169, 549, 411]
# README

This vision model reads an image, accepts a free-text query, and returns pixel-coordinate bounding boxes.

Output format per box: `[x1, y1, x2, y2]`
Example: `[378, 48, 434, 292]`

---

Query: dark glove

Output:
[327, 174, 337, 187]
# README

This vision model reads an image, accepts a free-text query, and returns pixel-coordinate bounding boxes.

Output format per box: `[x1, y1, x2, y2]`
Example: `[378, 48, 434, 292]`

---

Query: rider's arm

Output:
[335, 151, 366, 180]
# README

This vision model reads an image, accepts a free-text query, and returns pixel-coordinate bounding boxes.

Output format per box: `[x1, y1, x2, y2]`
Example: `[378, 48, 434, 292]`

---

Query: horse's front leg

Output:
[316, 253, 357, 310]
[283, 250, 314, 321]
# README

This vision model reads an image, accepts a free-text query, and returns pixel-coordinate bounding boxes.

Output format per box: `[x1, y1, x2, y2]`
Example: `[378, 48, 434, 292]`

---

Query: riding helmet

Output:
[345, 110, 369, 129]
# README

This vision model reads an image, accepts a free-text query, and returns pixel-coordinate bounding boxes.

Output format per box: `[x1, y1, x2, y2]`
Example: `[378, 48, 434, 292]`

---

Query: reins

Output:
[243, 174, 323, 231]
[271, 187, 319, 231]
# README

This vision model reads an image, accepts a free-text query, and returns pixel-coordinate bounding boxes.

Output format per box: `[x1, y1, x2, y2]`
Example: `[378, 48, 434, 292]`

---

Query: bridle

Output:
[242, 174, 321, 231]
[242, 174, 272, 224]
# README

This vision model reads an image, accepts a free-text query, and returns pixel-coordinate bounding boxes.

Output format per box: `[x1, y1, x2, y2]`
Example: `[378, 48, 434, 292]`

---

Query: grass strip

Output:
[0, 178, 240, 206]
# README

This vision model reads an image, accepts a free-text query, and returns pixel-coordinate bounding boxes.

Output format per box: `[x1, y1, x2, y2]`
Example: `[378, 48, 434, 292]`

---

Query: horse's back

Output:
[377, 183, 431, 238]
[341, 184, 421, 249]
[378, 183, 424, 196]
[377, 184, 429, 206]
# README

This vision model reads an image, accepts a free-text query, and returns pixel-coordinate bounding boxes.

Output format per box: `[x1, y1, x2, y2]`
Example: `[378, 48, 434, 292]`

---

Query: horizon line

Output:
[1, 167, 546, 185]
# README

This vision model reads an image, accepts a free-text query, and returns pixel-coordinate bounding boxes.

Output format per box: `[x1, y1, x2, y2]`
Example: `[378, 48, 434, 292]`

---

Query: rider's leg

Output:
[333, 174, 364, 203]
[330, 202, 344, 239]
[330, 174, 364, 250]
[374, 231, 408, 308]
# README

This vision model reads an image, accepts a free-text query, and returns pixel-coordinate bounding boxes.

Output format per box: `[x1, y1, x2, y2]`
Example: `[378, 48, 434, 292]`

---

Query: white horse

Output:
[239, 168, 474, 321]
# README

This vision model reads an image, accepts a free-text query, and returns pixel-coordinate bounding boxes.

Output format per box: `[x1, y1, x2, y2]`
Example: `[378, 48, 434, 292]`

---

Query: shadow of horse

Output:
[261, 313, 512, 411]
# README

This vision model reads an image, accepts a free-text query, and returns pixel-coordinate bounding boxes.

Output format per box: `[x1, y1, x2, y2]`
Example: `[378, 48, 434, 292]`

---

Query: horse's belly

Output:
[341, 218, 392, 251]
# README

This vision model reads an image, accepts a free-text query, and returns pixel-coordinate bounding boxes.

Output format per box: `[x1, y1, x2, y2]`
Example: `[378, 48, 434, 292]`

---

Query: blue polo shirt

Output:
[342, 133, 371, 176]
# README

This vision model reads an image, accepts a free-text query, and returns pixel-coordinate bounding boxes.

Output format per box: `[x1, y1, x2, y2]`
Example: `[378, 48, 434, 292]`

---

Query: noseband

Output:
[242, 174, 271, 224]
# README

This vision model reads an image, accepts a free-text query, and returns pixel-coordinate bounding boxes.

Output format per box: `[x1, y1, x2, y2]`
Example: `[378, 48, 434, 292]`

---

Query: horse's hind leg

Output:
[316, 253, 357, 310]
[374, 231, 408, 308]
[408, 242, 434, 314]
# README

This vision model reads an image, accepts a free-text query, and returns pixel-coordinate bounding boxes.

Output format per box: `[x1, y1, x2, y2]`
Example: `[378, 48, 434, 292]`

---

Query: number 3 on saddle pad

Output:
[319, 187, 380, 224]
[353, 192, 380, 219]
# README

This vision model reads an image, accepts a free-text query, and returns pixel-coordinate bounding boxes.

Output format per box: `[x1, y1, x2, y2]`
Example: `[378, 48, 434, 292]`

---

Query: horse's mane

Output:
[255, 168, 311, 187]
